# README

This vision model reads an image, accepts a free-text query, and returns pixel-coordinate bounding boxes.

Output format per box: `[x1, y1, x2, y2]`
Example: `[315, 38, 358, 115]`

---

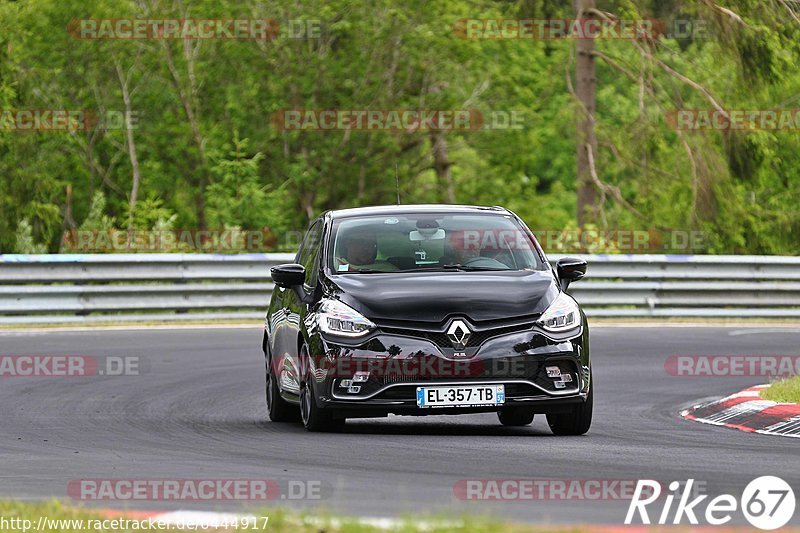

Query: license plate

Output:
[416, 385, 505, 408]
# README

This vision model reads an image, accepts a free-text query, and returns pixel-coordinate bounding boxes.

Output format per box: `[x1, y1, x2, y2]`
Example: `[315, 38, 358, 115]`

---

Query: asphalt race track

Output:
[1, 326, 799, 525]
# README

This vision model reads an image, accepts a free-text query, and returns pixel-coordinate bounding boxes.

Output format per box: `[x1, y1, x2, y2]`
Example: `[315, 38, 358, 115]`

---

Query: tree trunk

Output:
[161, 40, 208, 229]
[116, 61, 142, 230]
[575, 0, 598, 226]
[430, 132, 455, 203]
[59, 184, 77, 252]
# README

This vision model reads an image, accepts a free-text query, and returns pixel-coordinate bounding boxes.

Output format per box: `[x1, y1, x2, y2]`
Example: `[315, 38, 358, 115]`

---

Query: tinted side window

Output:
[297, 220, 323, 287]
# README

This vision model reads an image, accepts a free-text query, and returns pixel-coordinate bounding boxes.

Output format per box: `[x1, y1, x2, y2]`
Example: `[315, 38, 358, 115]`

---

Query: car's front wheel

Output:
[265, 347, 299, 422]
[300, 379, 344, 432]
[546, 377, 593, 436]
[299, 345, 344, 432]
[497, 407, 535, 426]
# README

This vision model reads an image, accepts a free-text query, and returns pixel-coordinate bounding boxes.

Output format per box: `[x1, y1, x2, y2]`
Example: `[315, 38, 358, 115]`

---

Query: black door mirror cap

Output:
[556, 257, 587, 289]
[271, 263, 306, 288]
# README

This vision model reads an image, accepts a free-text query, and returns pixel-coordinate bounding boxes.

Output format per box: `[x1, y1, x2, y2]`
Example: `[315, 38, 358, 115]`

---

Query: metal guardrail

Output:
[0, 254, 799, 324]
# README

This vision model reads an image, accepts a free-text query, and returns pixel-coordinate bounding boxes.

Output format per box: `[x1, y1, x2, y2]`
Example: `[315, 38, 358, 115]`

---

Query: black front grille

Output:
[382, 369, 423, 384]
[380, 385, 417, 400]
[380, 322, 533, 348]
[378, 357, 486, 385]
[504, 383, 549, 397]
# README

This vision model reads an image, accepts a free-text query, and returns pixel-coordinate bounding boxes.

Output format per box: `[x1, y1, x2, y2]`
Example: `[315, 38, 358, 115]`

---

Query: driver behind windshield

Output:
[335, 228, 398, 272]
[443, 230, 481, 265]
[440, 229, 514, 269]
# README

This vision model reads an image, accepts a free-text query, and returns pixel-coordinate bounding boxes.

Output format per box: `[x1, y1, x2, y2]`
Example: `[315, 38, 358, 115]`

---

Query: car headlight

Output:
[538, 292, 581, 332]
[318, 299, 375, 337]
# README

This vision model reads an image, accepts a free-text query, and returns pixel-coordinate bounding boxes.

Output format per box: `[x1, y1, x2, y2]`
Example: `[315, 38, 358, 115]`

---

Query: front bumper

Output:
[303, 319, 590, 418]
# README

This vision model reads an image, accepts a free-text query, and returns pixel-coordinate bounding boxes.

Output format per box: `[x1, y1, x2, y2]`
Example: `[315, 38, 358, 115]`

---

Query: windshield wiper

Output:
[443, 263, 509, 271]
[413, 264, 509, 272]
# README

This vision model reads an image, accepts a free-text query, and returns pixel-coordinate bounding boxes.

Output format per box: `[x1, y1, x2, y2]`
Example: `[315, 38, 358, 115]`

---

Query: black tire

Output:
[300, 379, 344, 432]
[265, 346, 300, 422]
[497, 407, 535, 426]
[299, 345, 344, 432]
[546, 379, 593, 436]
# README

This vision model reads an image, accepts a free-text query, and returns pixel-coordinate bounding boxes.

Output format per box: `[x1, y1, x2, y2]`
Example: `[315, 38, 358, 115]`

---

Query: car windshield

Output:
[329, 213, 545, 273]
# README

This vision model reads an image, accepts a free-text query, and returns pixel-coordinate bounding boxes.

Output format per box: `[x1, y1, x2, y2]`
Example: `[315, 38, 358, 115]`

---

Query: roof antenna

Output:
[395, 162, 401, 205]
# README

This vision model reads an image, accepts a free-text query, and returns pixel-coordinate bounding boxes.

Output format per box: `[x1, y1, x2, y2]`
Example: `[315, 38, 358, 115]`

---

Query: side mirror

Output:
[271, 263, 306, 288]
[556, 257, 587, 290]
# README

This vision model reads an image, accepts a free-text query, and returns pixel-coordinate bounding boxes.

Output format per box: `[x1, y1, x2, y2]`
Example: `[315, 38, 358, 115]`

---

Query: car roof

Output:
[327, 204, 510, 219]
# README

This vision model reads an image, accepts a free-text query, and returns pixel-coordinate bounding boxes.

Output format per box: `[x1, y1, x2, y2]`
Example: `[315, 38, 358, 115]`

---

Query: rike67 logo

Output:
[626, 477, 796, 530]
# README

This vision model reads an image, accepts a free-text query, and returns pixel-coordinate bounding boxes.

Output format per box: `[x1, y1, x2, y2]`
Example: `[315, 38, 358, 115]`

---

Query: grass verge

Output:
[761, 375, 800, 403]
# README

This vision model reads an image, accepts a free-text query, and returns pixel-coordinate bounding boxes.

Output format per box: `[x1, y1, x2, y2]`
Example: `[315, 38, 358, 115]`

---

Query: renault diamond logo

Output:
[446, 319, 472, 350]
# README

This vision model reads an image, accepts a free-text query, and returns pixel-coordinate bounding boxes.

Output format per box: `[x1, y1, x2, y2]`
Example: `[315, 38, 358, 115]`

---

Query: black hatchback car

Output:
[263, 205, 591, 434]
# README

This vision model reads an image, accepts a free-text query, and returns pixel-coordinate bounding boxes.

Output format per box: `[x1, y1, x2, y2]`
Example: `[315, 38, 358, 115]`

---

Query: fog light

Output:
[546, 366, 561, 378]
[561, 373, 573, 383]
[347, 385, 361, 394]
[353, 371, 370, 382]
[339, 379, 352, 388]
[554, 381, 566, 389]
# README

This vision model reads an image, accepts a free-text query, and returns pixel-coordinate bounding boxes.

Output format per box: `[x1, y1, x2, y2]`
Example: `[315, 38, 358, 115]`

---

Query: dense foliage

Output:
[1, 0, 798, 254]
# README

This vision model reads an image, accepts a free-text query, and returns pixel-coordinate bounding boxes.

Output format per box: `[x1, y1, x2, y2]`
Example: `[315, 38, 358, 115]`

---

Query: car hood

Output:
[324, 270, 558, 324]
